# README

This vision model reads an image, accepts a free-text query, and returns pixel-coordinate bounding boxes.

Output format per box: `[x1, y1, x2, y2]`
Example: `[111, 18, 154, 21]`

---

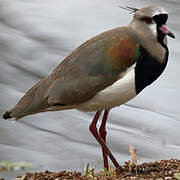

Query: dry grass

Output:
[2, 146, 180, 180]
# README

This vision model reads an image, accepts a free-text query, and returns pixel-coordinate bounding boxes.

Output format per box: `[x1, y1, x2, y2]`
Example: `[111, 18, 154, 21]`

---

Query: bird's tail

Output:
[3, 110, 13, 120]
[2, 78, 50, 120]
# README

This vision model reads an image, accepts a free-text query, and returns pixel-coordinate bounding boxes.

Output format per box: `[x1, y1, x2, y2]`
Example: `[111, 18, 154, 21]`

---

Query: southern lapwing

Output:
[3, 6, 175, 169]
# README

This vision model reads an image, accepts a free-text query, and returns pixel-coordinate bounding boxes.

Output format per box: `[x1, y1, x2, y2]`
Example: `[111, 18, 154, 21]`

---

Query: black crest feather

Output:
[120, 6, 139, 13]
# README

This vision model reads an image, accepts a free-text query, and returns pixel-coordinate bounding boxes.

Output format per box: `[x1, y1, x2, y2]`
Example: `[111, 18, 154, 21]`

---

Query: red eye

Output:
[144, 17, 152, 24]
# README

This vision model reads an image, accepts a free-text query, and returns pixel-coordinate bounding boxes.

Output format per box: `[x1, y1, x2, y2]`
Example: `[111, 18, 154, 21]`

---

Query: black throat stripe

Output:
[135, 45, 169, 94]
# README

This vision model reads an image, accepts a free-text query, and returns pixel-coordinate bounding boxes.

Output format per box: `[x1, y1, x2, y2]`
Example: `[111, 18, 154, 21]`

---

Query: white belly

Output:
[77, 68, 137, 111]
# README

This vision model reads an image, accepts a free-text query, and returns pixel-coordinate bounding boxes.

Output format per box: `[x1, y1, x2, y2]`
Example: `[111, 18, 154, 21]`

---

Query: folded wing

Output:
[9, 27, 139, 119]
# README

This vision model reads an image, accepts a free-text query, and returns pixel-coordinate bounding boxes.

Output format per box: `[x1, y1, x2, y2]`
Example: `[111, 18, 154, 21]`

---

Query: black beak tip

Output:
[167, 31, 175, 39]
[3, 111, 12, 119]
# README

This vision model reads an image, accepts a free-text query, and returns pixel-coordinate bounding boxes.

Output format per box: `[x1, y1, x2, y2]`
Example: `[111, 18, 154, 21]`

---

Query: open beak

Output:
[159, 24, 175, 39]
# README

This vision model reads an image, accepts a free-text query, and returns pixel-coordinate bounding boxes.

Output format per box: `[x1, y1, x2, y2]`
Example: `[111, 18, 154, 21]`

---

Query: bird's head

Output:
[125, 6, 175, 45]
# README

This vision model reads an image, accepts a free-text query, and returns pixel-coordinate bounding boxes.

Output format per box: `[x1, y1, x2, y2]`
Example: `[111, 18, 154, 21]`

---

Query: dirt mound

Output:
[8, 159, 180, 180]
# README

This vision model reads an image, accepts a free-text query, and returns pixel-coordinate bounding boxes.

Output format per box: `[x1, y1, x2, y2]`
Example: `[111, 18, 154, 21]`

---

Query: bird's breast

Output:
[134, 45, 168, 94]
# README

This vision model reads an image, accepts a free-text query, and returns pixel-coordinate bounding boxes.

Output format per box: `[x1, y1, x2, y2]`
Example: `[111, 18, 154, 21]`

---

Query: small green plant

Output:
[104, 168, 113, 177]
[104, 166, 116, 177]
[174, 173, 180, 180]
[85, 163, 95, 177]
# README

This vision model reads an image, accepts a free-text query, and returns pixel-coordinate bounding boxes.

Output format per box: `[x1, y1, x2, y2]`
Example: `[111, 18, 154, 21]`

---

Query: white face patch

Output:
[152, 10, 168, 17]
[149, 22, 157, 37]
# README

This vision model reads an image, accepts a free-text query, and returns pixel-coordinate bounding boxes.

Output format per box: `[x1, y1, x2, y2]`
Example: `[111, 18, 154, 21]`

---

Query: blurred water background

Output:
[0, 0, 180, 179]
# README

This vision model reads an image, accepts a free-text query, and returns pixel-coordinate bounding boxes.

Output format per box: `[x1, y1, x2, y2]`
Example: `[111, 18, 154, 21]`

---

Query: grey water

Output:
[0, 0, 180, 179]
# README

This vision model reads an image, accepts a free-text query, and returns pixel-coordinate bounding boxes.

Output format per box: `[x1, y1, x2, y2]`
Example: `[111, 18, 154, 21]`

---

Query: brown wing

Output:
[46, 27, 139, 105]
[10, 27, 139, 119]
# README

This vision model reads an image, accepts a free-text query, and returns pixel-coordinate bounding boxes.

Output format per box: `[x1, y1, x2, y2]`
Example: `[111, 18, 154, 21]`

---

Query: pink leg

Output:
[99, 109, 109, 170]
[89, 110, 119, 169]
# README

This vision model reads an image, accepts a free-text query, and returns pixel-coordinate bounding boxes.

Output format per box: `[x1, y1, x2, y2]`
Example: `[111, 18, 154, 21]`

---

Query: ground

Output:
[1, 159, 180, 180]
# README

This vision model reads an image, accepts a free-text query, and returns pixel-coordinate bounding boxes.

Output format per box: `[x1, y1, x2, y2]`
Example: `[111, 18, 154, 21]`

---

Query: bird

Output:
[3, 6, 175, 170]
